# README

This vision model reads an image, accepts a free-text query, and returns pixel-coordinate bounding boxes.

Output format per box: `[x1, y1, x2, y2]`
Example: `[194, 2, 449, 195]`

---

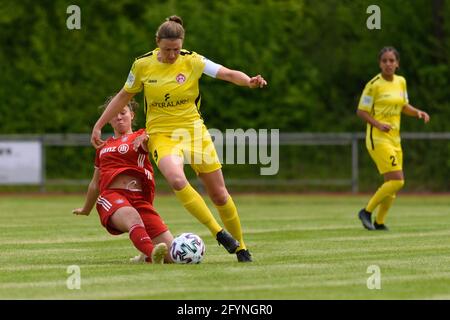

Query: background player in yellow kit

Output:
[91, 16, 267, 262]
[356, 46, 430, 231]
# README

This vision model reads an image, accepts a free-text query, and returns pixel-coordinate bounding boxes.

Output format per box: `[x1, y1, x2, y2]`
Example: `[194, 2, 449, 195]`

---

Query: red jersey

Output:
[95, 129, 155, 201]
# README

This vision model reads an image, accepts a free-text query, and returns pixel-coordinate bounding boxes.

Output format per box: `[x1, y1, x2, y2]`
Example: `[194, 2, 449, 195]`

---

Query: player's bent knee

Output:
[210, 190, 229, 206]
[391, 179, 405, 192]
[165, 174, 188, 190]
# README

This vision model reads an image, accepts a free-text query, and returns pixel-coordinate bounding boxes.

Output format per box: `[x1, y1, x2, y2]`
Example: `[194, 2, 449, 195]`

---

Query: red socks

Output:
[129, 224, 154, 260]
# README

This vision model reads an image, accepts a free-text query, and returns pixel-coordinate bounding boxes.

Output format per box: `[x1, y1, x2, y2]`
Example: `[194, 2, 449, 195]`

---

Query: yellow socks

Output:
[174, 184, 222, 237]
[366, 180, 404, 213]
[174, 185, 246, 250]
[376, 194, 395, 225]
[215, 196, 246, 251]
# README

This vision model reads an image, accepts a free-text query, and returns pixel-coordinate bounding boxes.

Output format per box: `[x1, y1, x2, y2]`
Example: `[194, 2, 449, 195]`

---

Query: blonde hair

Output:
[156, 15, 184, 40]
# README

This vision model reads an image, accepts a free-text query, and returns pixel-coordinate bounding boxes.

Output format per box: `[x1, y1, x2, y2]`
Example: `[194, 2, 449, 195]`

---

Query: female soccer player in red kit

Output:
[73, 98, 173, 264]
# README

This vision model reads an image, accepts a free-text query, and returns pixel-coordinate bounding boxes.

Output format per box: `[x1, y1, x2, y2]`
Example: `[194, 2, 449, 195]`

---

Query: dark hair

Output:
[156, 15, 185, 40]
[378, 46, 400, 61]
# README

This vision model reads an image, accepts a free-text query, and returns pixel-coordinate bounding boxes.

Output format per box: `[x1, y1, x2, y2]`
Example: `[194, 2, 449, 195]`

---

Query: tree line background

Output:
[0, 0, 449, 191]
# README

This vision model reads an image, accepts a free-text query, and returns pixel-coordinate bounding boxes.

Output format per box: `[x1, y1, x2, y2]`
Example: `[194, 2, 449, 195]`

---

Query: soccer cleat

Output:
[129, 253, 147, 263]
[236, 249, 252, 262]
[150, 243, 168, 264]
[358, 208, 375, 230]
[374, 221, 389, 231]
[216, 229, 240, 254]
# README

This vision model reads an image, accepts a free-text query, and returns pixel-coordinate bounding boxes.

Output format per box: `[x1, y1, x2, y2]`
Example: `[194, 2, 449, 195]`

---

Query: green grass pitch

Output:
[0, 194, 449, 299]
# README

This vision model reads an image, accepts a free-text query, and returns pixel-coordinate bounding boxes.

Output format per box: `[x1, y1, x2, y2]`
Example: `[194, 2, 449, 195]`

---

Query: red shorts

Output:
[96, 189, 168, 238]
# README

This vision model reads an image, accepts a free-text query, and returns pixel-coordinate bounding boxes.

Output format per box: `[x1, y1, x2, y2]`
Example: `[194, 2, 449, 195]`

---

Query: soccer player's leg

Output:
[362, 145, 404, 230]
[374, 194, 395, 230]
[365, 179, 404, 217]
[198, 169, 243, 255]
[149, 134, 223, 239]
[195, 130, 250, 261]
[138, 198, 174, 264]
[97, 191, 159, 263]
[150, 243, 168, 265]
[114, 209, 167, 264]
[151, 231, 174, 263]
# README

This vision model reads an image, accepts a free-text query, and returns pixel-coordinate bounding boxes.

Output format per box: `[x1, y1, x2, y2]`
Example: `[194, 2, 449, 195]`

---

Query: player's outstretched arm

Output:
[72, 168, 100, 216]
[402, 104, 430, 123]
[216, 66, 267, 88]
[91, 89, 136, 148]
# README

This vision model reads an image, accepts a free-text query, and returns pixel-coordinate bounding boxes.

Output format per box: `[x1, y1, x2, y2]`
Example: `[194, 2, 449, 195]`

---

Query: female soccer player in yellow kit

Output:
[357, 47, 430, 231]
[91, 16, 267, 262]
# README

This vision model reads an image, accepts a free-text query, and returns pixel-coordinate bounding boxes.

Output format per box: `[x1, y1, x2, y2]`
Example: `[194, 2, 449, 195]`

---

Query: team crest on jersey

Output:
[115, 199, 125, 204]
[118, 144, 129, 154]
[176, 73, 186, 84]
[362, 95, 373, 106]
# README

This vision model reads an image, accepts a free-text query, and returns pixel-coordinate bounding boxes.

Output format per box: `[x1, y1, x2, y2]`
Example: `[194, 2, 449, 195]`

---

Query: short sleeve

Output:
[123, 60, 143, 93]
[357, 82, 375, 112]
[190, 52, 207, 79]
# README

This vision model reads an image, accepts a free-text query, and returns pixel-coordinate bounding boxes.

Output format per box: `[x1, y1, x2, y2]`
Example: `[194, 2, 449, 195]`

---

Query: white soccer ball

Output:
[170, 233, 206, 264]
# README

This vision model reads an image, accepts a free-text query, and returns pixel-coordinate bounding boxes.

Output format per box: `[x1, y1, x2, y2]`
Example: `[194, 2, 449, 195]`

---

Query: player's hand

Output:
[249, 75, 267, 89]
[72, 208, 90, 216]
[91, 127, 105, 149]
[376, 122, 392, 132]
[132, 132, 149, 152]
[418, 111, 430, 123]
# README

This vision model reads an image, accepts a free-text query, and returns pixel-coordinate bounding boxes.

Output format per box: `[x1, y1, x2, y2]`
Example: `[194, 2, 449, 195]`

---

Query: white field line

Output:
[3, 271, 450, 299]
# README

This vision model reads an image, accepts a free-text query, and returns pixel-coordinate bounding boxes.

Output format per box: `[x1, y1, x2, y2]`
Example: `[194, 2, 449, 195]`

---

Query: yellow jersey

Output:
[123, 48, 207, 135]
[357, 74, 409, 148]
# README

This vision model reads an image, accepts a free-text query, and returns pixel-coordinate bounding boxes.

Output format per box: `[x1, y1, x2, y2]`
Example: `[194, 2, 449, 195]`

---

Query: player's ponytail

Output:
[156, 15, 185, 40]
[167, 15, 183, 26]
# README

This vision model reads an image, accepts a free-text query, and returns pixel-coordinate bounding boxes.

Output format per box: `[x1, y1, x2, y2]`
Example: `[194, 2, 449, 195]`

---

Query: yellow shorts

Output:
[367, 143, 403, 174]
[148, 124, 222, 175]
